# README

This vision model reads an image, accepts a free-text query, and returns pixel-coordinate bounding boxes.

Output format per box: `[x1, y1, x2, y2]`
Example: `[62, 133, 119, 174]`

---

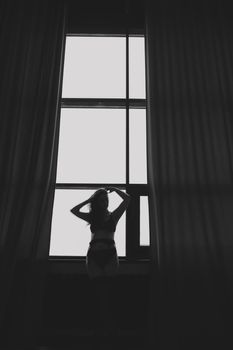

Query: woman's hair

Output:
[87, 188, 108, 225]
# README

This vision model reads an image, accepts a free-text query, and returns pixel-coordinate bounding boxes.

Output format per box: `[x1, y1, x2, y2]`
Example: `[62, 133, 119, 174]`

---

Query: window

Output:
[49, 34, 149, 259]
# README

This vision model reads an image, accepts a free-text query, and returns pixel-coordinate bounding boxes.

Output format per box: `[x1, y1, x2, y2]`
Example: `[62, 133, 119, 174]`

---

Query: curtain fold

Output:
[0, 0, 65, 345]
[146, 1, 233, 348]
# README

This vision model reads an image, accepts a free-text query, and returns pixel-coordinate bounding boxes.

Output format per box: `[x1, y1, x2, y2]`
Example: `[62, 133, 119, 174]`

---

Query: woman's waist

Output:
[89, 238, 115, 249]
[91, 231, 114, 240]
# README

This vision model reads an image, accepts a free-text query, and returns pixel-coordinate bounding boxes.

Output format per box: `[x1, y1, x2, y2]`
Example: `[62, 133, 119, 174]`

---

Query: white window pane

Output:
[49, 189, 126, 256]
[140, 196, 150, 246]
[129, 109, 147, 183]
[56, 109, 126, 183]
[62, 36, 126, 98]
[129, 36, 146, 99]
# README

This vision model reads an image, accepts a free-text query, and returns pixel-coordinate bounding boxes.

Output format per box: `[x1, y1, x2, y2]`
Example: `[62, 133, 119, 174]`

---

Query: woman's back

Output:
[90, 212, 116, 233]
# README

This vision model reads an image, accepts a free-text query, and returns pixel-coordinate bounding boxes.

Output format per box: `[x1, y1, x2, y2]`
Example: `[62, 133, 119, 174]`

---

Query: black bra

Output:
[90, 213, 116, 233]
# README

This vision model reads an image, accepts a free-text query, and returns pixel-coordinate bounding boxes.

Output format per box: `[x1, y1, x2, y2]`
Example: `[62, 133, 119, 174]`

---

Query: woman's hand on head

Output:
[105, 186, 115, 193]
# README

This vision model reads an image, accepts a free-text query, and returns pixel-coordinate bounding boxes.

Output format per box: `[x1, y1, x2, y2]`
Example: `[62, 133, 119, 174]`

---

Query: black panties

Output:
[87, 247, 117, 269]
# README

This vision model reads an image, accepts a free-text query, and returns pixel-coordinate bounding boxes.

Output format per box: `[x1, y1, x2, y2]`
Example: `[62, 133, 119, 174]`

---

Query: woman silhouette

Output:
[70, 186, 130, 334]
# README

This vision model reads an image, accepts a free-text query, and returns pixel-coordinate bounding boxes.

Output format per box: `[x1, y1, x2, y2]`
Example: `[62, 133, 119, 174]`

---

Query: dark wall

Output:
[66, 0, 145, 34]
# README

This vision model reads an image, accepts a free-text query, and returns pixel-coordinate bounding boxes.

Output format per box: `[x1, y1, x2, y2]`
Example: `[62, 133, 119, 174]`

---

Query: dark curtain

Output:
[0, 0, 65, 346]
[146, 1, 233, 348]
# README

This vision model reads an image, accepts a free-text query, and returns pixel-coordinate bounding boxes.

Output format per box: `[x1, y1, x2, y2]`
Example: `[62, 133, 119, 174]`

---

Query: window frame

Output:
[51, 32, 149, 260]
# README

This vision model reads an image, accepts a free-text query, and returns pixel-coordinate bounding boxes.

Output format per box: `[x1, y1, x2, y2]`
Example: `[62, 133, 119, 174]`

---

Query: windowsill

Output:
[48, 256, 149, 261]
[48, 257, 150, 275]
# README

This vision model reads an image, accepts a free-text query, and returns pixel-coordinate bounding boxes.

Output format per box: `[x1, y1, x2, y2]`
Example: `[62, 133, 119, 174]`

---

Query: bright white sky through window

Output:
[62, 36, 126, 98]
[56, 108, 126, 183]
[140, 196, 150, 246]
[62, 36, 146, 99]
[129, 109, 147, 183]
[129, 36, 146, 98]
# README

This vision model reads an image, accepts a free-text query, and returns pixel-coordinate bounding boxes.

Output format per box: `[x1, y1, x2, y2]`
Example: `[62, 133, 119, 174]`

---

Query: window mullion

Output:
[126, 33, 129, 185]
[55, 183, 127, 189]
[61, 98, 146, 109]
[126, 28, 130, 259]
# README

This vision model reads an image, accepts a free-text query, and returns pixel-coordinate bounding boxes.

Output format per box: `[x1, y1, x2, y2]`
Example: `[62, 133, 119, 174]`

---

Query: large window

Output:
[49, 34, 149, 259]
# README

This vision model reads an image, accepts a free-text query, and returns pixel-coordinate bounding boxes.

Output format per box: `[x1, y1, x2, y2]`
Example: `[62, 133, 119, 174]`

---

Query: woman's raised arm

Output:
[106, 187, 130, 223]
[70, 198, 91, 222]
